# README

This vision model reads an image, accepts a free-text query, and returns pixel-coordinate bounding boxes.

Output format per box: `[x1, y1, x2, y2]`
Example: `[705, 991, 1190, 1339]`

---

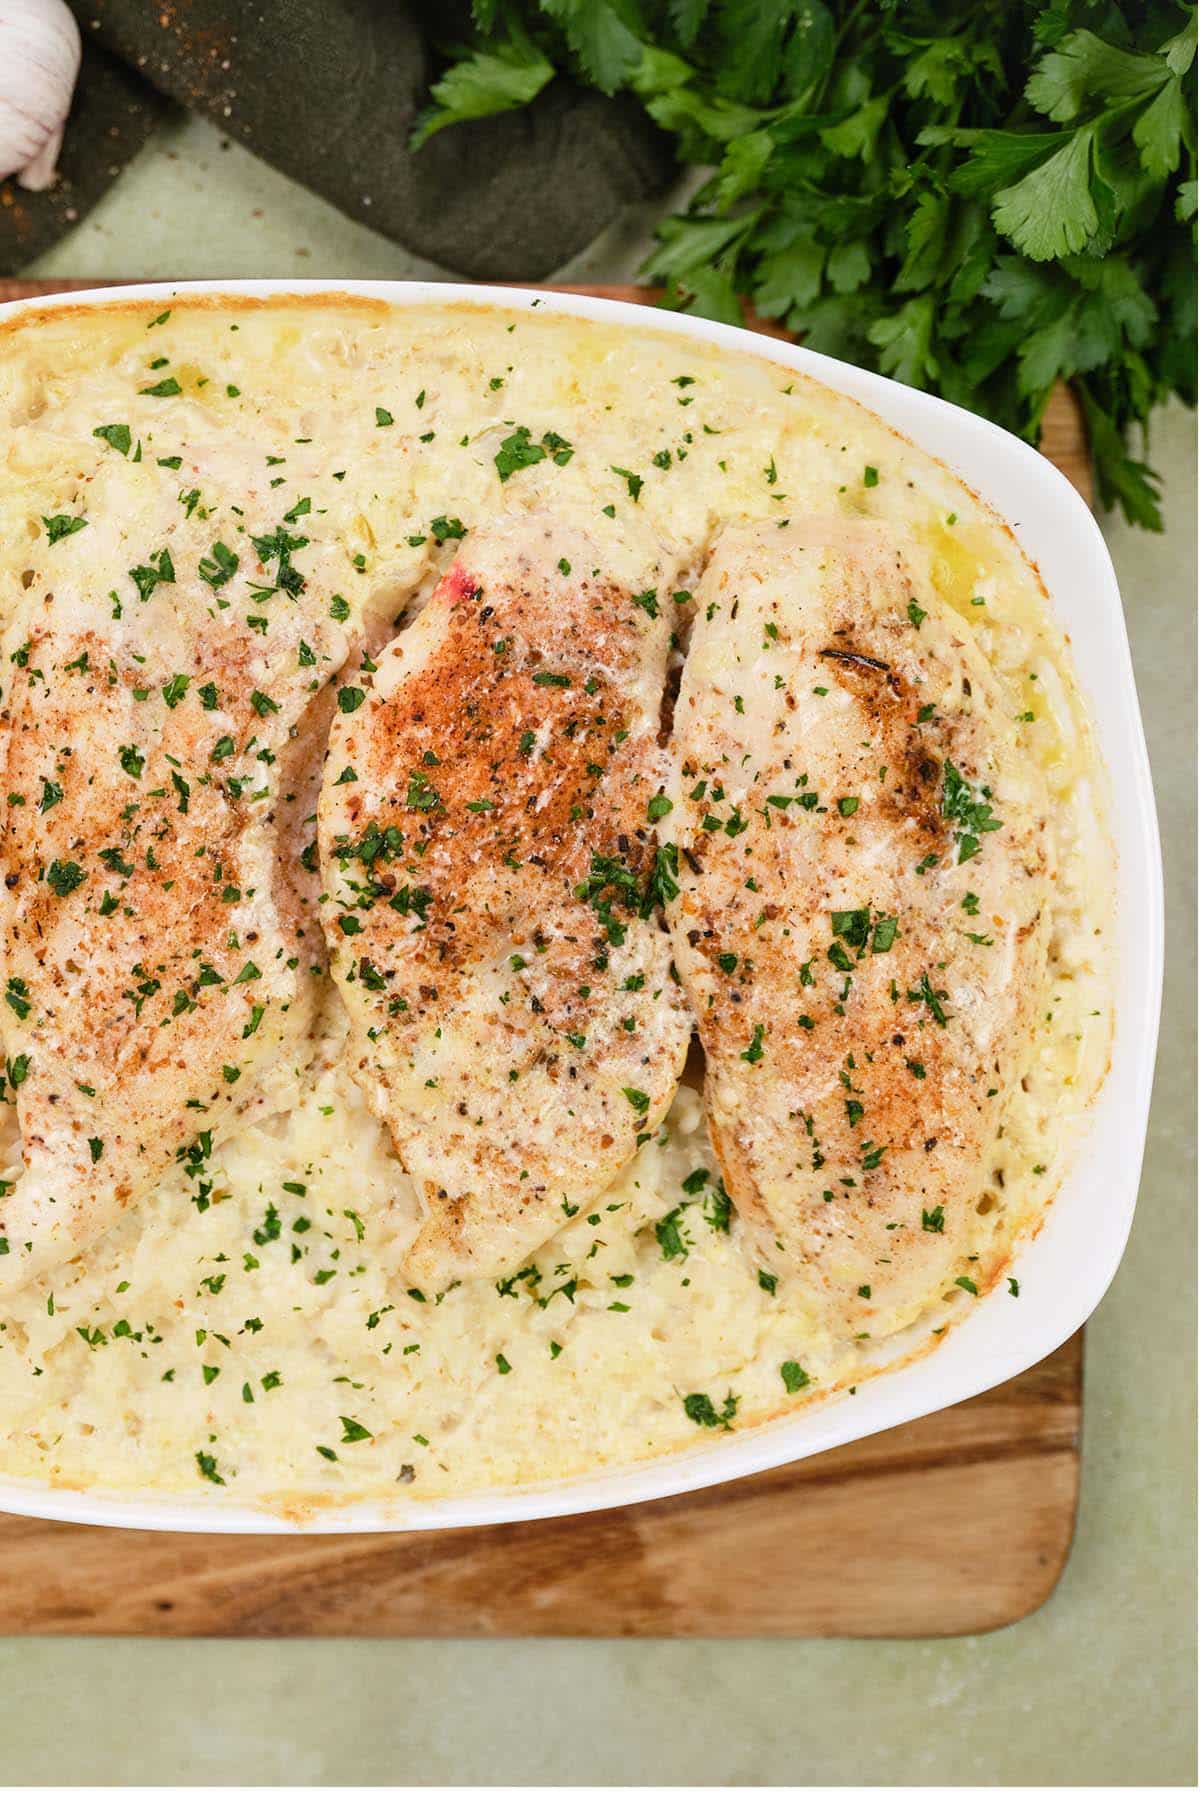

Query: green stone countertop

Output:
[6, 117, 1196, 1786]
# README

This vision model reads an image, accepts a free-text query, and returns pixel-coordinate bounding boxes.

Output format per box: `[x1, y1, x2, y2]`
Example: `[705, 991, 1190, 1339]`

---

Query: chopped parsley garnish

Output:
[575, 846, 678, 942]
[494, 424, 573, 481]
[42, 514, 88, 545]
[130, 547, 175, 602]
[199, 542, 239, 590]
[683, 1391, 738, 1429]
[655, 1207, 689, 1260]
[93, 423, 132, 455]
[942, 761, 1003, 863]
[781, 1361, 810, 1394]
[5, 978, 30, 1020]
[830, 907, 897, 958]
[253, 1203, 282, 1246]
[46, 859, 85, 896]
[703, 1182, 733, 1234]
[871, 915, 897, 954]
[910, 972, 949, 1026]
[406, 770, 442, 811]
[251, 523, 309, 594]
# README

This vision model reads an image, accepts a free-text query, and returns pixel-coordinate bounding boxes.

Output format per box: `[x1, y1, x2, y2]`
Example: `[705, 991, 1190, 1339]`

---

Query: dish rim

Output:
[0, 278, 1163, 1535]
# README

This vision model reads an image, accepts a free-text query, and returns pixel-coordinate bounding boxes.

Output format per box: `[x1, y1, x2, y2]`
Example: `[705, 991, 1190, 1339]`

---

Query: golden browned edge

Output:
[0, 284, 1100, 1515]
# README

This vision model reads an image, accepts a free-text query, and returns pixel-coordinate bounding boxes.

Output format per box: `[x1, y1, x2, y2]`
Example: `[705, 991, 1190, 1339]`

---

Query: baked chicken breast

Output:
[319, 511, 691, 1288]
[664, 518, 1051, 1336]
[0, 486, 348, 1293]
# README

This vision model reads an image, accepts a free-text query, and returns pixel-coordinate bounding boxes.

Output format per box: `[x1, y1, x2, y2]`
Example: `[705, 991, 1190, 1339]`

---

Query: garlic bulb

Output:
[0, 0, 81, 191]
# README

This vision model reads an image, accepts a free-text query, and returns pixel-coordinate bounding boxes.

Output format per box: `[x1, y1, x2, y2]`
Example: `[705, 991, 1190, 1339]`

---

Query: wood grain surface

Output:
[0, 278, 1088, 1638]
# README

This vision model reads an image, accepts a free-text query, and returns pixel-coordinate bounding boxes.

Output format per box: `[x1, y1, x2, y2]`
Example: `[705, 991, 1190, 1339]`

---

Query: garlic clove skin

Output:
[18, 119, 64, 192]
[0, 0, 82, 192]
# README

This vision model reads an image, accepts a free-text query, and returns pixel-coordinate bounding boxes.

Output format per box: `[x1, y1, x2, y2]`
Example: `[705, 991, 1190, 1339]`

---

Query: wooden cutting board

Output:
[0, 278, 1087, 1639]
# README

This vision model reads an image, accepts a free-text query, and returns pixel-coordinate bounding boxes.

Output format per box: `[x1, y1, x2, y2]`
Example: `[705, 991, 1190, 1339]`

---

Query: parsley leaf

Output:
[411, 37, 555, 147]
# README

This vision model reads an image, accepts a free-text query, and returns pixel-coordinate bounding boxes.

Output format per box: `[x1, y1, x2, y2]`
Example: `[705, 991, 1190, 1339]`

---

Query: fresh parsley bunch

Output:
[415, 1, 1196, 528]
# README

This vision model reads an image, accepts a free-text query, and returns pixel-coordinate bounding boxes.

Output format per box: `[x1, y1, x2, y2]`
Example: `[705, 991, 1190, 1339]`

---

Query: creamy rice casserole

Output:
[0, 298, 1112, 1513]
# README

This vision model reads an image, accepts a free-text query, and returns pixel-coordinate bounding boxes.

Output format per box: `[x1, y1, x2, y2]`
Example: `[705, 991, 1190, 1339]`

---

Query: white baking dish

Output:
[0, 280, 1162, 1534]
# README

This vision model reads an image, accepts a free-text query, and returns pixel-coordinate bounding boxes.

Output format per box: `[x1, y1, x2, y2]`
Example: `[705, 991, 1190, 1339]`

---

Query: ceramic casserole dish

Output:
[0, 280, 1162, 1532]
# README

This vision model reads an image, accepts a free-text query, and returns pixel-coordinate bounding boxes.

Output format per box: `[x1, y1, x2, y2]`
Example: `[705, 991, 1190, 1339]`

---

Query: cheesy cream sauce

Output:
[0, 298, 1112, 1511]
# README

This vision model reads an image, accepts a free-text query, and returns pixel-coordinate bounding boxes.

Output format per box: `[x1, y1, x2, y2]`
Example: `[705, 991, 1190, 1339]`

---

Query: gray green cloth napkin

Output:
[1, 0, 672, 277]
